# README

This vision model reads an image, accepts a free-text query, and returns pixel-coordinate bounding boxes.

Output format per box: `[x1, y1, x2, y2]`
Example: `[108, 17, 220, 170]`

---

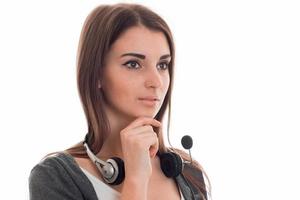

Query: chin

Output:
[132, 110, 158, 118]
[135, 113, 156, 118]
[125, 105, 161, 119]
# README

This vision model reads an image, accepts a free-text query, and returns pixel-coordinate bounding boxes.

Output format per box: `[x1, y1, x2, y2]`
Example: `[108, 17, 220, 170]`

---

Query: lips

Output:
[138, 97, 160, 107]
[138, 96, 160, 101]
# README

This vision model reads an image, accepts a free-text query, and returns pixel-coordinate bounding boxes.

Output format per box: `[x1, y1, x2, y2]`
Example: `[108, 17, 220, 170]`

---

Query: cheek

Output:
[105, 76, 136, 100]
[163, 74, 170, 92]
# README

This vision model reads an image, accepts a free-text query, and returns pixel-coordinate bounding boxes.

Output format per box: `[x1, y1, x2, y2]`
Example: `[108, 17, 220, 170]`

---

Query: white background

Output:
[0, 0, 299, 199]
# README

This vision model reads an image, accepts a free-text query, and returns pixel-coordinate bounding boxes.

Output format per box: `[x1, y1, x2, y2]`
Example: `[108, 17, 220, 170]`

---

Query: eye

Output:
[123, 60, 141, 69]
[157, 62, 170, 70]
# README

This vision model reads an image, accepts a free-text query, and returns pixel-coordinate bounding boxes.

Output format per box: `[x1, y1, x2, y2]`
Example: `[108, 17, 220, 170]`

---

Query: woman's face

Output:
[100, 26, 171, 120]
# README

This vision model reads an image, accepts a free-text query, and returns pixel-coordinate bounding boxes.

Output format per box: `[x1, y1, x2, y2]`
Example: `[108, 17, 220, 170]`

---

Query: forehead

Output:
[109, 26, 170, 57]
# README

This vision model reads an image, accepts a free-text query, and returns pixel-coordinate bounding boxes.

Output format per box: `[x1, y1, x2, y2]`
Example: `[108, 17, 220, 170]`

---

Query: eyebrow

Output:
[120, 53, 171, 60]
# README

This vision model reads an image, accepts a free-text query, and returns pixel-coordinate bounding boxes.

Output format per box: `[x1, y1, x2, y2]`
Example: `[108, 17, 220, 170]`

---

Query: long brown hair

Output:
[66, 3, 210, 199]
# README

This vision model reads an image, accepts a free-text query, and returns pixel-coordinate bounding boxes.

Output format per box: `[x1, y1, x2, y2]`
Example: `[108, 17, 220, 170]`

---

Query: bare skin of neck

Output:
[95, 103, 136, 160]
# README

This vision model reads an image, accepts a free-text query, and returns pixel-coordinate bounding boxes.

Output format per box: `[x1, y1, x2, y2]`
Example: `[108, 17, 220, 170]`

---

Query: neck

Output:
[96, 105, 136, 160]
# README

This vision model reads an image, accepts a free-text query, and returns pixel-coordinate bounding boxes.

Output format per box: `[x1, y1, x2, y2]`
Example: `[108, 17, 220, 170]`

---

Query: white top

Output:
[80, 167, 185, 200]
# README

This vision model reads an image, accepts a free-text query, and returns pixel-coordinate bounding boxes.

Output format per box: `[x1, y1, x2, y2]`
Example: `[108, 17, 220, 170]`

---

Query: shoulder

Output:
[168, 147, 205, 177]
[29, 152, 78, 186]
[183, 163, 205, 181]
[169, 148, 208, 199]
[31, 152, 73, 171]
[29, 152, 97, 200]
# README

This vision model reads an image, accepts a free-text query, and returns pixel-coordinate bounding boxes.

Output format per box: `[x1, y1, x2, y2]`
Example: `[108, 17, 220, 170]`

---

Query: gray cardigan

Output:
[29, 152, 206, 200]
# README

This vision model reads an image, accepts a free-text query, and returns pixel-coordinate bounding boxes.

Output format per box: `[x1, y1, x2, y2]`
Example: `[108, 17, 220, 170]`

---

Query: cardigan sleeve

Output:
[29, 155, 85, 200]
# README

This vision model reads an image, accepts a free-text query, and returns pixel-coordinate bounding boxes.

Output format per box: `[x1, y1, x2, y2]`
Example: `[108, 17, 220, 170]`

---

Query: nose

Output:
[144, 66, 163, 88]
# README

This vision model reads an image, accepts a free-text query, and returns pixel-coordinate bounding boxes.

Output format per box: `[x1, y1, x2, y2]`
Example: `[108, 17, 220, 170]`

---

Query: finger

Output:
[148, 137, 159, 158]
[124, 117, 161, 131]
[120, 125, 154, 141]
[139, 132, 159, 158]
[121, 128, 157, 143]
[129, 125, 154, 135]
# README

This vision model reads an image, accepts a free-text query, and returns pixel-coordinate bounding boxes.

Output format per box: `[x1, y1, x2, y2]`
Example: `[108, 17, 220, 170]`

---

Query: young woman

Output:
[29, 3, 210, 200]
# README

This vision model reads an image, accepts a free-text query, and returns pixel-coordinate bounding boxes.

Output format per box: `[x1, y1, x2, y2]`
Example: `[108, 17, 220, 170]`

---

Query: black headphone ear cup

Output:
[171, 152, 183, 176]
[160, 152, 183, 178]
[105, 157, 125, 185]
